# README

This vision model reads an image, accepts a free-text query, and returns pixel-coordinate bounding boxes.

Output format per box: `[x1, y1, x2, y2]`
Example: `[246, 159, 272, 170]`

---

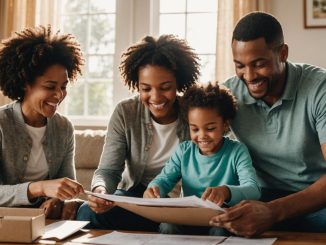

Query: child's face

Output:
[188, 107, 226, 156]
[138, 65, 177, 124]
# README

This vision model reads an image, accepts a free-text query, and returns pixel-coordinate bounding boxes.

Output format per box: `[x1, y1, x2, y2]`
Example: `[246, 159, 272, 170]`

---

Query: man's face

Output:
[232, 37, 287, 103]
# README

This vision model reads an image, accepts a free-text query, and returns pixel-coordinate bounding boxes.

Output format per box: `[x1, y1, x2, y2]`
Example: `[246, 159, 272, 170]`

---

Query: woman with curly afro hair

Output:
[0, 25, 85, 219]
[145, 82, 260, 236]
[77, 35, 200, 230]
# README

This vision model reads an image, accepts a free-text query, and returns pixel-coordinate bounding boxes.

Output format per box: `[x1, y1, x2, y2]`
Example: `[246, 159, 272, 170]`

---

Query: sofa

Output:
[74, 129, 106, 191]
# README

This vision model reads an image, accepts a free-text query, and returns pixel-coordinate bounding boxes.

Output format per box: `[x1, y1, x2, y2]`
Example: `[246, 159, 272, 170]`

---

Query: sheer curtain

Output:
[0, 0, 36, 105]
[215, 0, 270, 83]
[0, 0, 58, 105]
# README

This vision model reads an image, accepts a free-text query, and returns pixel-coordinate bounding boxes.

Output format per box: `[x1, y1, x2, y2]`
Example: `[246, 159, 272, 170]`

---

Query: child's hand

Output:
[201, 186, 230, 206]
[143, 186, 160, 198]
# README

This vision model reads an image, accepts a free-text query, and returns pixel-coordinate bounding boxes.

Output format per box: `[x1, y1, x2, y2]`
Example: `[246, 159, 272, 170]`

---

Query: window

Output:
[54, 0, 217, 126]
[58, 0, 116, 126]
[156, 0, 217, 83]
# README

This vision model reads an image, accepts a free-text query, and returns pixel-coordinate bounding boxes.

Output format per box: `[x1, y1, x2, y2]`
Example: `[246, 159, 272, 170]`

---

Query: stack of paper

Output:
[85, 191, 224, 210]
[72, 231, 277, 245]
[72, 231, 227, 245]
[41, 220, 89, 241]
[85, 191, 225, 226]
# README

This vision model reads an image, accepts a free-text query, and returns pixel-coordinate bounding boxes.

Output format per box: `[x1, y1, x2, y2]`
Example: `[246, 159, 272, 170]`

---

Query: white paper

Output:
[85, 191, 225, 212]
[72, 231, 226, 245]
[41, 220, 89, 240]
[222, 236, 277, 245]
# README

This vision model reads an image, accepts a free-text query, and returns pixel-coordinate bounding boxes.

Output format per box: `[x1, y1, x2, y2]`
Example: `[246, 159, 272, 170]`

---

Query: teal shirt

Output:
[148, 137, 261, 206]
[224, 62, 326, 192]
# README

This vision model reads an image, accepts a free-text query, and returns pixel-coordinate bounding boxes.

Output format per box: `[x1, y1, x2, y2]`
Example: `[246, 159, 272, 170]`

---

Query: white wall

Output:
[270, 0, 326, 68]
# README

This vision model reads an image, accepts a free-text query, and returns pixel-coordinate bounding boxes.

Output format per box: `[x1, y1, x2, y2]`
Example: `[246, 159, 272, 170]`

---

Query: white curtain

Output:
[215, 0, 270, 83]
[0, 0, 59, 106]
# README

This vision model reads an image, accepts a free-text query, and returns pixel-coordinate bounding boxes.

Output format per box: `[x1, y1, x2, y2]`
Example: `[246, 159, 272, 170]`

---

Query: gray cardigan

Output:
[91, 95, 190, 193]
[0, 101, 76, 206]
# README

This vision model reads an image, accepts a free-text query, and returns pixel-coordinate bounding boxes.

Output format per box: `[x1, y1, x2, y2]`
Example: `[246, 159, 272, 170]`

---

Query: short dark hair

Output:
[181, 82, 237, 122]
[119, 35, 200, 92]
[0, 25, 84, 101]
[232, 11, 284, 48]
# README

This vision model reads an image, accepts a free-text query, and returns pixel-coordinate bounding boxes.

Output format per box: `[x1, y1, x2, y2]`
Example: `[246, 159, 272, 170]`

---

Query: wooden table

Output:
[1, 229, 326, 245]
[261, 231, 326, 245]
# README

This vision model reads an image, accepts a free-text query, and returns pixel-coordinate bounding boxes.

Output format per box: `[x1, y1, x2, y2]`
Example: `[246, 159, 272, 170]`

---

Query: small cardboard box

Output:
[0, 207, 45, 243]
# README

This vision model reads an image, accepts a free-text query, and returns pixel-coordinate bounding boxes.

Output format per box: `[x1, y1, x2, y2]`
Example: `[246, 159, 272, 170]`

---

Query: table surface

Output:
[2, 229, 326, 245]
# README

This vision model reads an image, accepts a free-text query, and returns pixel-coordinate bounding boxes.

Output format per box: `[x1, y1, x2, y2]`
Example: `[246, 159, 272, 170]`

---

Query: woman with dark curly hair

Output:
[0, 25, 85, 219]
[144, 82, 261, 236]
[77, 35, 200, 230]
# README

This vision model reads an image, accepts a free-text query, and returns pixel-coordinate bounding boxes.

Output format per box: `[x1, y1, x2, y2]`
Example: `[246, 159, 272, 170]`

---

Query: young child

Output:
[143, 82, 261, 235]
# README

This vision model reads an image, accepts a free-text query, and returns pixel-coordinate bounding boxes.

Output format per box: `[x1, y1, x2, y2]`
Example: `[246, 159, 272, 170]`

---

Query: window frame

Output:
[59, 0, 132, 127]
[58, 0, 217, 127]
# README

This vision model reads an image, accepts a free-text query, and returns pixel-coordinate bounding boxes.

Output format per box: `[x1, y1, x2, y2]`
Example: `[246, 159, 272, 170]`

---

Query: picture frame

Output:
[304, 0, 326, 28]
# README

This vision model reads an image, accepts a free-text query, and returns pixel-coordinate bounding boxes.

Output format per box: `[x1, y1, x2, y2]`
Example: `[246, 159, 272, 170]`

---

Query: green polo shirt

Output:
[224, 62, 326, 192]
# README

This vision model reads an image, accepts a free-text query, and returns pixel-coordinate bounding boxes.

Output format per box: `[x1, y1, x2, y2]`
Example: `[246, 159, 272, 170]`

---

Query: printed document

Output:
[41, 220, 89, 241]
[85, 190, 224, 211]
[72, 231, 227, 245]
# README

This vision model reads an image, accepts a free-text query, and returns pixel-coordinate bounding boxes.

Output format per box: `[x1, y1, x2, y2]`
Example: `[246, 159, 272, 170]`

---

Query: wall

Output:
[270, 0, 326, 68]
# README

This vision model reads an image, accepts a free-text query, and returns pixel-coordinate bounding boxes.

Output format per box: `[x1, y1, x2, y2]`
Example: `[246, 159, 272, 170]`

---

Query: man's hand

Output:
[209, 200, 275, 237]
[143, 186, 160, 198]
[202, 186, 230, 206]
[87, 186, 114, 214]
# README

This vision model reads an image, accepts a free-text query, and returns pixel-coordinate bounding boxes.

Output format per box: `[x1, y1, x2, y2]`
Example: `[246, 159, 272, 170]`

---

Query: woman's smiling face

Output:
[22, 64, 68, 127]
[138, 65, 178, 124]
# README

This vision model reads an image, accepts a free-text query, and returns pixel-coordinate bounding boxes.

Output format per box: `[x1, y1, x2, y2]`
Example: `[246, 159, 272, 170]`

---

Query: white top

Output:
[23, 124, 49, 181]
[141, 118, 179, 186]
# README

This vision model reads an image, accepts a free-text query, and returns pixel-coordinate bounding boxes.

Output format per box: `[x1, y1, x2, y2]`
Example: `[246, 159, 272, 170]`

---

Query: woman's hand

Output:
[201, 186, 230, 206]
[87, 186, 114, 214]
[28, 178, 84, 201]
[40, 198, 63, 219]
[143, 186, 160, 198]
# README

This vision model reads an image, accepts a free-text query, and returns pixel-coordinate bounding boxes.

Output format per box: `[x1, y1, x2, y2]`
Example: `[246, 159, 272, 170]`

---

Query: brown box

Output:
[0, 207, 45, 243]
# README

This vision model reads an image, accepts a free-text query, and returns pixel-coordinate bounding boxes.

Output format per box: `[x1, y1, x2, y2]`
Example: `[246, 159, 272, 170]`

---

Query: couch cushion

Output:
[74, 130, 106, 191]
[74, 129, 106, 169]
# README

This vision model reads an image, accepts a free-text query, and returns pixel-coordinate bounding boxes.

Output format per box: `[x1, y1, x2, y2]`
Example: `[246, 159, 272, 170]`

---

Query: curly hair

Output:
[181, 82, 237, 122]
[119, 35, 200, 92]
[0, 25, 84, 100]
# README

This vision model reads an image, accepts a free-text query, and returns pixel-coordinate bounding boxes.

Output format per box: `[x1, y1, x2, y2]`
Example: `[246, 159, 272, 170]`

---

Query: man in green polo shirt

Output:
[210, 11, 326, 237]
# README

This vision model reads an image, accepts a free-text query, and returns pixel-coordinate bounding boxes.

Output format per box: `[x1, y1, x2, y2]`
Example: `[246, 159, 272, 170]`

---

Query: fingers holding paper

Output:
[143, 186, 161, 198]
[87, 186, 114, 213]
[28, 177, 84, 201]
[43, 178, 84, 200]
[209, 200, 275, 237]
[201, 186, 230, 206]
